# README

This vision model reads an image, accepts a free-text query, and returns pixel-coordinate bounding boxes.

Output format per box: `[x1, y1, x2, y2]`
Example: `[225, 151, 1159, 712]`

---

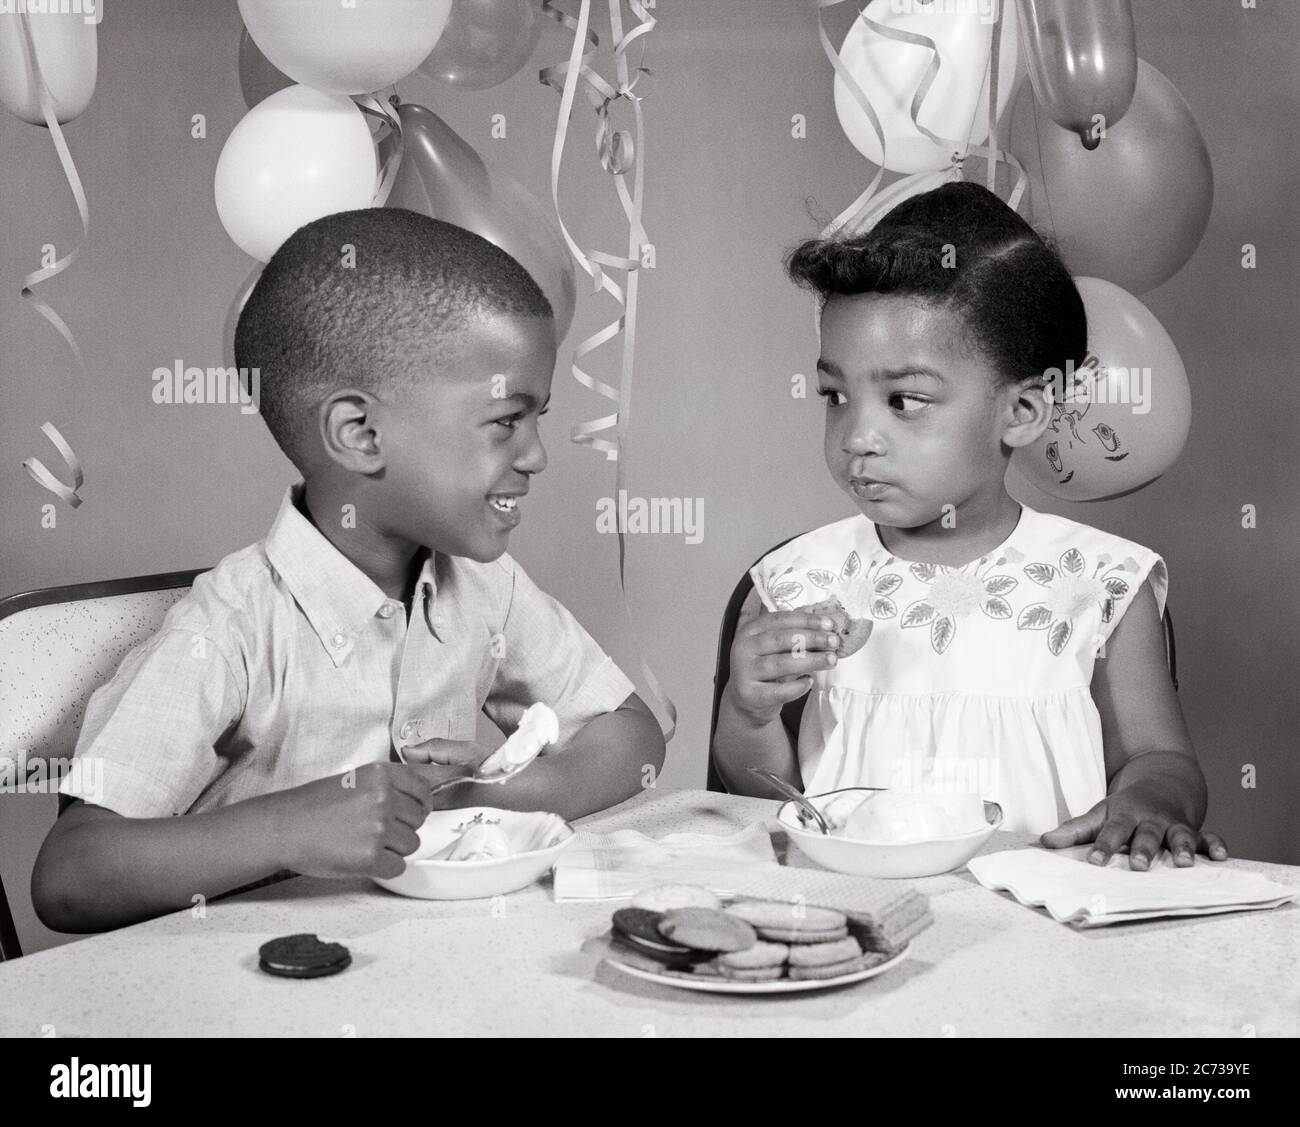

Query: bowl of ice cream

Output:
[374, 807, 575, 900]
[776, 788, 1002, 878]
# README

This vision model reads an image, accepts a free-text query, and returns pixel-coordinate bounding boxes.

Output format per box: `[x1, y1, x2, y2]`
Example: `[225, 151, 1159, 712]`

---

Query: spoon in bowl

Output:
[747, 768, 831, 834]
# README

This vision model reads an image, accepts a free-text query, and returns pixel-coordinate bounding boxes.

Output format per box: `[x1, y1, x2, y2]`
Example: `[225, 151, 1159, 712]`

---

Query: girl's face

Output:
[816, 293, 1040, 528]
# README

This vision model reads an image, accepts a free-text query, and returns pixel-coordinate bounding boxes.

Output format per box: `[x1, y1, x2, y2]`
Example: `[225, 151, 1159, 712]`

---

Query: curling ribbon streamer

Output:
[815, 0, 1027, 237]
[23, 422, 84, 509]
[540, 0, 676, 743]
[15, 9, 89, 376]
[354, 93, 404, 207]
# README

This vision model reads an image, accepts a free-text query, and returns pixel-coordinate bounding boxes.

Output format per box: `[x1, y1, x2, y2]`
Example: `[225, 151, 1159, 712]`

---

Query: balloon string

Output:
[16, 8, 89, 377]
[23, 422, 84, 509]
[540, 0, 676, 743]
[354, 93, 403, 207]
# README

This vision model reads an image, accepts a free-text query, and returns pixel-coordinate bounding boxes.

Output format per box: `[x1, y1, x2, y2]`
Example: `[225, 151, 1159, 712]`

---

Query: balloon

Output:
[383, 103, 577, 341]
[420, 0, 543, 90]
[833, 0, 1019, 173]
[0, 7, 96, 125]
[1008, 59, 1212, 294]
[238, 26, 294, 110]
[1010, 277, 1190, 502]
[237, 0, 451, 95]
[1015, 0, 1137, 148]
[214, 85, 377, 262]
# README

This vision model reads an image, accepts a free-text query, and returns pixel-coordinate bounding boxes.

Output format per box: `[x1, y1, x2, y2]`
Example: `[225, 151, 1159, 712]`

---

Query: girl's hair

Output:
[786, 182, 1086, 386]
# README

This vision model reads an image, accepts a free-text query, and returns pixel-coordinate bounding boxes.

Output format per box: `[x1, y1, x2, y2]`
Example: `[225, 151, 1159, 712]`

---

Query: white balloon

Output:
[238, 0, 451, 95]
[0, 8, 97, 125]
[833, 0, 1019, 173]
[214, 85, 377, 262]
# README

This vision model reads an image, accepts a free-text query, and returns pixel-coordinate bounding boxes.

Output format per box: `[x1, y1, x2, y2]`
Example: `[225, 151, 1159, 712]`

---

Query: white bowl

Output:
[374, 807, 575, 900]
[777, 788, 1003, 879]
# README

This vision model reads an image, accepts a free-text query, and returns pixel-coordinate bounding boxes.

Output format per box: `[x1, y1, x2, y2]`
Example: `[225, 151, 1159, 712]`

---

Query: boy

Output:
[32, 209, 665, 933]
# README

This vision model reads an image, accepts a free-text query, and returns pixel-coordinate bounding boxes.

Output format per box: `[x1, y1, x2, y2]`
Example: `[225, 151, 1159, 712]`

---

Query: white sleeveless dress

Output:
[749, 504, 1168, 834]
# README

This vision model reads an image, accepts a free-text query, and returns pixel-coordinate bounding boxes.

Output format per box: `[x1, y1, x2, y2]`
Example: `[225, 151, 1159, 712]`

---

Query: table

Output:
[2, 789, 1297, 1037]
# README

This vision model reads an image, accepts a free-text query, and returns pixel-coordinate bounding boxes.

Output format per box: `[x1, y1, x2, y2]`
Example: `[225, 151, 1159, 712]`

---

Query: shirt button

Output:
[378, 603, 395, 619]
[331, 632, 347, 648]
[432, 615, 444, 629]
[399, 721, 417, 740]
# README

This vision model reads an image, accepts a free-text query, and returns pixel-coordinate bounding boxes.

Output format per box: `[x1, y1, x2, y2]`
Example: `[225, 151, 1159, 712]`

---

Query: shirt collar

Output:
[264, 484, 440, 662]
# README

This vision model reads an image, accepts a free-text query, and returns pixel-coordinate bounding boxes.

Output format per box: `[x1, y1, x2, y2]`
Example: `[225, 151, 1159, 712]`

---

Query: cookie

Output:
[725, 900, 848, 943]
[717, 963, 785, 982]
[611, 908, 706, 968]
[630, 884, 723, 912]
[804, 597, 873, 658]
[657, 908, 757, 953]
[718, 940, 789, 970]
[257, 933, 351, 979]
[786, 936, 863, 967]
[788, 949, 892, 980]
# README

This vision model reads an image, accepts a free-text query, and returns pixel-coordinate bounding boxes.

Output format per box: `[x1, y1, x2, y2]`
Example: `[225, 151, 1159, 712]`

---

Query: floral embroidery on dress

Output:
[767, 550, 902, 620]
[1016, 549, 1140, 655]
[900, 552, 1021, 654]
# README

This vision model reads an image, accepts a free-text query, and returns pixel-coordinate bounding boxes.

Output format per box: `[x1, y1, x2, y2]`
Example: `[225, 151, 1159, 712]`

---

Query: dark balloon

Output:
[383, 102, 577, 340]
[418, 0, 543, 91]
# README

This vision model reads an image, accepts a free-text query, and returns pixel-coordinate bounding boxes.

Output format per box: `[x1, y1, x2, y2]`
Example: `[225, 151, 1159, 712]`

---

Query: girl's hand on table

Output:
[727, 609, 841, 726]
[1040, 784, 1229, 870]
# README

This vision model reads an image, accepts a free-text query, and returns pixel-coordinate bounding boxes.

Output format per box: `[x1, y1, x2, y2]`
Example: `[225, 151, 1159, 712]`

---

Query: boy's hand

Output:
[400, 737, 494, 769]
[1040, 784, 1229, 869]
[725, 609, 840, 727]
[274, 762, 466, 879]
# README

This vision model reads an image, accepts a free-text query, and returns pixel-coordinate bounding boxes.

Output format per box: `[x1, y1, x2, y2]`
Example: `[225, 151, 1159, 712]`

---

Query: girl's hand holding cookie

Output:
[726, 609, 842, 726]
[1040, 783, 1229, 869]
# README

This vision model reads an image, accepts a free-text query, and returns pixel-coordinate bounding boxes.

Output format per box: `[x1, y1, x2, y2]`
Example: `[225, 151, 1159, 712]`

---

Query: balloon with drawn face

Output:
[1010, 277, 1190, 501]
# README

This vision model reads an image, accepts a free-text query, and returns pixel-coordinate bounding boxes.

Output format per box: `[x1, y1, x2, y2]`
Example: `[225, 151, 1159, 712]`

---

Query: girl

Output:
[712, 182, 1227, 869]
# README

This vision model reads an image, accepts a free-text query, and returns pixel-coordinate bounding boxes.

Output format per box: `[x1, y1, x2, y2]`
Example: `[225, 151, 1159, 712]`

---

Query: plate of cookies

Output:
[599, 885, 912, 993]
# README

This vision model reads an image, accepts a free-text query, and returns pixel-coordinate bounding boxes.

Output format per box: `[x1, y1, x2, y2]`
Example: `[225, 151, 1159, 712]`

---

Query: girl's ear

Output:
[1001, 376, 1054, 449]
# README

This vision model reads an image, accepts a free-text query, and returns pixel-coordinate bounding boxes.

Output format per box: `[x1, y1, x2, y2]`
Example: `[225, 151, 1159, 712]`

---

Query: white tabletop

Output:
[2, 788, 1297, 1037]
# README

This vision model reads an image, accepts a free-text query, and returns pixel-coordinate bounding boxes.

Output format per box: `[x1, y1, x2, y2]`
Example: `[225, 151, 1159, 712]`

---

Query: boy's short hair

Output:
[786, 182, 1087, 388]
[235, 208, 553, 468]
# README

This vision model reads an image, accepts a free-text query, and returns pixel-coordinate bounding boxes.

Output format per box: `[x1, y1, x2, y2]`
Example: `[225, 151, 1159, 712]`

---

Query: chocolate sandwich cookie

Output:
[611, 908, 706, 968]
[258, 933, 352, 979]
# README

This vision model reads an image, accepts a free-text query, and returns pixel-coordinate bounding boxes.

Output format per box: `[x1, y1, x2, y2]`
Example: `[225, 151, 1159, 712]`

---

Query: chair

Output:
[0, 569, 205, 959]
[706, 537, 1179, 794]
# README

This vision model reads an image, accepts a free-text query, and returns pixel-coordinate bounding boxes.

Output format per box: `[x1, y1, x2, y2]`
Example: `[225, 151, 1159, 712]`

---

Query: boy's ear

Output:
[319, 389, 385, 471]
[1001, 376, 1054, 450]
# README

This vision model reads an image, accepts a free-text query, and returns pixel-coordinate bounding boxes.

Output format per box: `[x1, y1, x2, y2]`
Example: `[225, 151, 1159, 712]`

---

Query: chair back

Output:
[0, 570, 204, 959]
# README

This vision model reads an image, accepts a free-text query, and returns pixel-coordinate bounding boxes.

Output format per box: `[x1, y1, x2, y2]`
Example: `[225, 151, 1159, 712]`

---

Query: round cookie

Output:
[717, 963, 785, 982]
[718, 940, 789, 971]
[726, 900, 849, 944]
[787, 955, 869, 981]
[786, 936, 863, 967]
[258, 933, 351, 979]
[804, 597, 873, 658]
[657, 908, 757, 953]
[631, 884, 723, 912]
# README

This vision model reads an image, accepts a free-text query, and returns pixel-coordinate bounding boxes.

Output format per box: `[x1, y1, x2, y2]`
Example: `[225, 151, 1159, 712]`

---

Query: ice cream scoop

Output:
[477, 702, 559, 779]
[445, 822, 512, 862]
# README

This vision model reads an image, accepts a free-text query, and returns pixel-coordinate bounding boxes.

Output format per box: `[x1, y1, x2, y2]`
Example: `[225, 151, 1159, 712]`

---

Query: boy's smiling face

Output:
[816, 293, 1038, 528]
[370, 312, 556, 562]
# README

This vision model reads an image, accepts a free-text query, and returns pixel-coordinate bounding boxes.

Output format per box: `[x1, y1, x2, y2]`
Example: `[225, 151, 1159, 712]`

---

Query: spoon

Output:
[747, 768, 831, 835]
[424, 756, 534, 797]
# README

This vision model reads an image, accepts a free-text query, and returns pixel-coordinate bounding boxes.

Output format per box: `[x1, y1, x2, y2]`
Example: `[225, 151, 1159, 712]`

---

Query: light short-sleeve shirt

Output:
[61, 484, 636, 818]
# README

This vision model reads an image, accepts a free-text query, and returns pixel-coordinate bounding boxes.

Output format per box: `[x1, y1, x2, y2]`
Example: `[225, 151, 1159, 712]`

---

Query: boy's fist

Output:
[274, 761, 466, 879]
